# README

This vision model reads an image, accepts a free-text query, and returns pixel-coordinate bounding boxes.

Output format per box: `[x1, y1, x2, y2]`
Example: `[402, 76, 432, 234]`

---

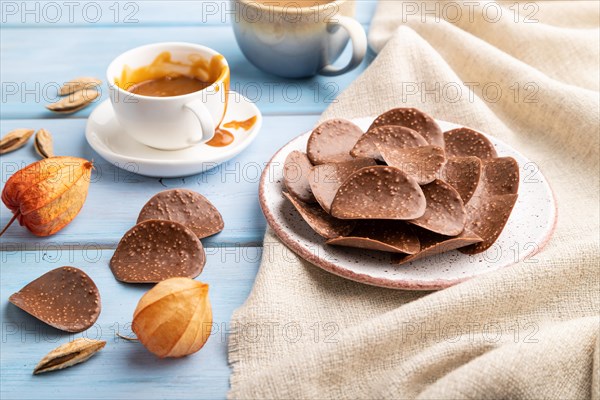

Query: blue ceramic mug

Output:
[232, 0, 367, 78]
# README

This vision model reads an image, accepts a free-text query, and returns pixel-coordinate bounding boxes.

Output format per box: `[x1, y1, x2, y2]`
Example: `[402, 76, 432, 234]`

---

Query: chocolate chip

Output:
[479, 157, 520, 196]
[408, 179, 467, 236]
[458, 157, 519, 254]
[283, 151, 316, 203]
[441, 156, 482, 204]
[137, 189, 224, 239]
[110, 220, 205, 283]
[460, 194, 518, 254]
[307, 119, 364, 165]
[394, 229, 483, 264]
[308, 158, 376, 213]
[330, 166, 426, 220]
[9, 267, 101, 333]
[377, 144, 446, 185]
[350, 125, 427, 160]
[283, 192, 355, 239]
[444, 128, 497, 159]
[367, 108, 444, 147]
[327, 220, 420, 254]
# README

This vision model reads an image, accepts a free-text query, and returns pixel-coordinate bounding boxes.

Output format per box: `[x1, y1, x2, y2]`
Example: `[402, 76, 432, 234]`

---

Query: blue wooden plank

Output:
[0, 0, 377, 27]
[0, 24, 374, 119]
[0, 114, 319, 248]
[0, 248, 261, 400]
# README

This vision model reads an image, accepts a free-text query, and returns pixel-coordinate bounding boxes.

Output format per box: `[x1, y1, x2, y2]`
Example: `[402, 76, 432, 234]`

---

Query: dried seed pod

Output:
[59, 77, 102, 96]
[46, 88, 100, 114]
[132, 277, 212, 358]
[34, 339, 105, 375]
[0, 128, 34, 155]
[34, 128, 54, 158]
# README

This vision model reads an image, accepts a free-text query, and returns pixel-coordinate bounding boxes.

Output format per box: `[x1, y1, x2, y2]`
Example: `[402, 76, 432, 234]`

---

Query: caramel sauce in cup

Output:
[110, 49, 234, 149]
[114, 51, 230, 129]
[128, 76, 212, 97]
[115, 51, 228, 96]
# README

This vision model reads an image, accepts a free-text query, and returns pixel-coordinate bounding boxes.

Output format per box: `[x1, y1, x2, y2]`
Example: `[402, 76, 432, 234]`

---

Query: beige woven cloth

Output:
[228, 1, 600, 398]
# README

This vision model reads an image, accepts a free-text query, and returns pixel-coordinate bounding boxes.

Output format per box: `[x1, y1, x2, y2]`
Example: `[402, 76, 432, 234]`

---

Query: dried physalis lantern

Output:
[132, 277, 212, 358]
[0, 157, 93, 237]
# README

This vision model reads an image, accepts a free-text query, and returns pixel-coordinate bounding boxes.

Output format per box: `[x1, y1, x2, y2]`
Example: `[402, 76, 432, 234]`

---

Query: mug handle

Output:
[319, 16, 367, 76]
[183, 99, 215, 145]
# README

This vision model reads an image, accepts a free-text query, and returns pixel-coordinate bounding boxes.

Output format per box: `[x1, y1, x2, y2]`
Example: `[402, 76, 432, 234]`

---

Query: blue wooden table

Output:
[0, 1, 377, 399]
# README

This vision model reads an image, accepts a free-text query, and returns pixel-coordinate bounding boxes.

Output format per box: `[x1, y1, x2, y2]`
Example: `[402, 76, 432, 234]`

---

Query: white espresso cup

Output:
[232, 0, 367, 78]
[106, 42, 229, 150]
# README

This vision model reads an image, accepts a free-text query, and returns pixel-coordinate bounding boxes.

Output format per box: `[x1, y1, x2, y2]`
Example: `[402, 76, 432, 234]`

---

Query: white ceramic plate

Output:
[85, 91, 262, 177]
[259, 117, 557, 290]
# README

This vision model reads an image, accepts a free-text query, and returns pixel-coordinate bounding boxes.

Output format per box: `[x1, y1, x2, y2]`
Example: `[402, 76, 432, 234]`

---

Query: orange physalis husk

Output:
[132, 277, 213, 358]
[1, 156, 93, 237]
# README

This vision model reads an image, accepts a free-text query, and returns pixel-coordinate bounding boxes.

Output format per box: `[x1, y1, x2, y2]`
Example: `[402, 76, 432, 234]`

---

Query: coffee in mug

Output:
[251, 0, 335, 5]
[232, 0, 366, 78]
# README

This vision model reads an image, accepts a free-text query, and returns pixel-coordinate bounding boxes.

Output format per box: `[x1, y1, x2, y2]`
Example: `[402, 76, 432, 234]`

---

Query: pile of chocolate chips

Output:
[8, 189, 224, 333]
[110, 189, 224, 283]
[283, 108, 519, 264]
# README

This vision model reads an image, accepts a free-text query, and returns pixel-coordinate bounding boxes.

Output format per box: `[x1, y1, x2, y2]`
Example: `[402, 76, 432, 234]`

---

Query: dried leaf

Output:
[34, 129, 54, 158]
[59, 77, 102, 96]
[0, 129, 34, 154]
[46, 88, 100, 114]
[132, 278, 212, 358]
[34, 339, 105, 375]
[1, 156, 93, 236]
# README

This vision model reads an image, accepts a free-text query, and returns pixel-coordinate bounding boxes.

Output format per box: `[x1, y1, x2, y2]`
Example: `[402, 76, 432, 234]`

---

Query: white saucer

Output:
[85, 91, 262, 177]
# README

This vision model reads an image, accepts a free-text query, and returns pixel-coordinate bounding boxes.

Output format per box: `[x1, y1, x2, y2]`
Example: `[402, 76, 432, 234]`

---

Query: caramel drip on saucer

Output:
[207, 129, 234, 147]
[223, 116, 257, 131]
